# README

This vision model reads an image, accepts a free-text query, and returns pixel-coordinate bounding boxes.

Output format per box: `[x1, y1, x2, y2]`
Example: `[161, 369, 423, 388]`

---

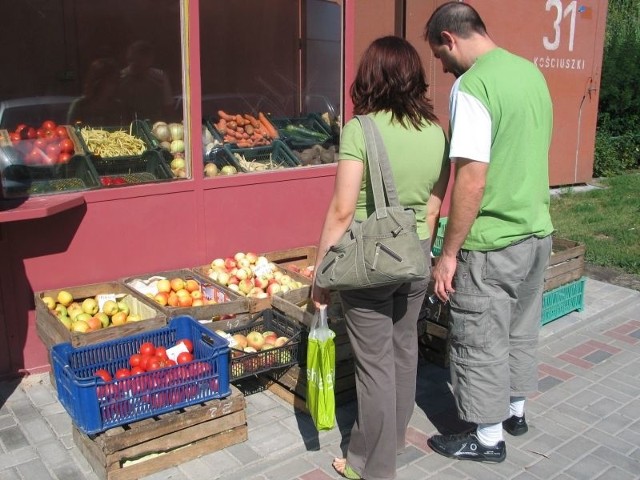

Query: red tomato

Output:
[57, 152, 72, 164]
[155, 346, 168, 359]
[114, 368, 131, 379]
[41, 120, 57, 131]
[34, 138, 47, 150]
[25, 127, 37, 140]
[45, 143, 60, 158]
[95, 368, 112, 382]
[55, 126, 68, 138]
[14, 124, 28, 134]
[165, 358, 177, 367]
[147, 358, 162, 371]
[9, 132, 21, 143]
[177, 339, 194, 353]
[139, 342, 156, 357]
[177, 352, 194, 365]
[26, 148, 43, 165]
[129, 353, 142, 368]
[58, 138, 74, 153]
[139, 354, 152, 371]
[130, 366, 146, 376]
[36, 128, 46, 139]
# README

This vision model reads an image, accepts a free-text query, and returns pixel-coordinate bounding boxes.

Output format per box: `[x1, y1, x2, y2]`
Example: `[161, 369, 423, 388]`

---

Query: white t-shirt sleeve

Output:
[449, 82, 492, 163]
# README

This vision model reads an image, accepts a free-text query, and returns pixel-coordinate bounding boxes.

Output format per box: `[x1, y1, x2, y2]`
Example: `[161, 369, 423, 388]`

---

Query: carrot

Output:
[244, 114, 262, 129]
[258, 112, 279, 139]
[218, 110, 234, 121]
[237, 140, 251, 148]
[235, 114, 247, 127]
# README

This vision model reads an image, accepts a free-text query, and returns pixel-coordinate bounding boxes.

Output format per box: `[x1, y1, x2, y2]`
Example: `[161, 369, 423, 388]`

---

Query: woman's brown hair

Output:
[350, 36, 438, 129]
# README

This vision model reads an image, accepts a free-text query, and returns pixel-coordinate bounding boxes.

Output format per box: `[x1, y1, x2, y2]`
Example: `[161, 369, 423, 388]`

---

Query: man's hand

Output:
[432, 253, 457, 302]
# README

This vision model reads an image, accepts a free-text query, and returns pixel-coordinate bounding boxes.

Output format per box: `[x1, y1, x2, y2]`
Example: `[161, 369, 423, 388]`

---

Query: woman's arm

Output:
[312, 159, 363, 304]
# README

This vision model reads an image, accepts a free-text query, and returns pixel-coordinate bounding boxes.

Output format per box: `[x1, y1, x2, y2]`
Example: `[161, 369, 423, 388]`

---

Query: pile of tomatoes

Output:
[92, 338, 220, 413]
[94, 338, 195, 383]
[8, 120, 76, 165]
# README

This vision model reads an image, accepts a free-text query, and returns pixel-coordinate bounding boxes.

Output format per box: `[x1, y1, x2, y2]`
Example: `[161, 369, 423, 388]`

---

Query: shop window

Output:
[199, 0, 342, 177]
[0, 0, 184, 197]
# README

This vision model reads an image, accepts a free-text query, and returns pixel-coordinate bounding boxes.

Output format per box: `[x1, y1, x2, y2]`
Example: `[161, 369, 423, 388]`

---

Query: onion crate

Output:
[122, 268, 250, 320]
[51, 316, 231, 435]
[211, 309, 304, 381]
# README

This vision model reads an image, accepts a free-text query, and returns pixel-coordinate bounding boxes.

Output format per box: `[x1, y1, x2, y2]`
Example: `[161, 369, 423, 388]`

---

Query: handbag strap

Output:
[355, 115, 401, 220]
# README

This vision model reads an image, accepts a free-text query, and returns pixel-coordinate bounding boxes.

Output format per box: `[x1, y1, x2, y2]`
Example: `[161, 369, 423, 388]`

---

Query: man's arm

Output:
[431, 158, 487, 301]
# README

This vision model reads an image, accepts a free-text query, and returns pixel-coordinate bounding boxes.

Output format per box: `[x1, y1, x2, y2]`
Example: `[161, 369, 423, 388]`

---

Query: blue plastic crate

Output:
[541, 277, 586, 325]
[51, 316, 230, 435]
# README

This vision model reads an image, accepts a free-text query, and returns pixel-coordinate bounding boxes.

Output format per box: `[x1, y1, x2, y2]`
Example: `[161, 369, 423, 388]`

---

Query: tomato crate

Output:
[122, 269, 250, 320]
[1, 152, 100, 197]
[51, 316, 231, 436]
[228, 140, 300, 172]
[541, 276, 586, 325]
[210, 309, 304, 381]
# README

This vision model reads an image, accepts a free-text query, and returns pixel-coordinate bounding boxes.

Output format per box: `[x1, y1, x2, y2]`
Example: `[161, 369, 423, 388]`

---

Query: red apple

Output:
[185, 279, 200, 292]
[170, 278, 185, 292]
[157, 279, 172, 293]
[224, 258, 237, 270]
[246, 331, 265, 351]
[154, 292, 169, 306]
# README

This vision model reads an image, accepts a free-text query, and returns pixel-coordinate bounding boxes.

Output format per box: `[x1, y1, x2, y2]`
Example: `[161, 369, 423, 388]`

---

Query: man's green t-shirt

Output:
[449, 48, 554, 250]
[339, 111, 448, 240]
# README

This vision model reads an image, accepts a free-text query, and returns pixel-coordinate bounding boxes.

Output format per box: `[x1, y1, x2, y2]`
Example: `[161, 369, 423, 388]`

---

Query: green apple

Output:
[116, 301, 130, 316]
[54, 304, 68, 317]
[75, 312, 92, 323]
[58, 315, 72, 331]
[67, 305, 84, 321]
[81, 298, 99, 315]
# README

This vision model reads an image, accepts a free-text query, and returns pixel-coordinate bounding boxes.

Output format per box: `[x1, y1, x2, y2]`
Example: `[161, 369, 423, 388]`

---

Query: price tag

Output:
[96, 293, 119, 310]
[166, 342, 189, 363]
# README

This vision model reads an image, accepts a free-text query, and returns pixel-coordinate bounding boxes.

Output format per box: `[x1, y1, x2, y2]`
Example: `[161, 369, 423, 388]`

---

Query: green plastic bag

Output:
[306, 305, 336, 431]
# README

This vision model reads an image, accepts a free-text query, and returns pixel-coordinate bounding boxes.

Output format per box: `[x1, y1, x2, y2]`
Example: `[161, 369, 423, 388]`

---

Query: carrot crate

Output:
[72, 385, 247, 480]
[52, 316, 231, 435]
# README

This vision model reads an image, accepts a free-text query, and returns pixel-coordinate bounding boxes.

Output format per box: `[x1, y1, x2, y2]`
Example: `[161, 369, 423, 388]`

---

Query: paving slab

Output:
[0, 278, 638, 479]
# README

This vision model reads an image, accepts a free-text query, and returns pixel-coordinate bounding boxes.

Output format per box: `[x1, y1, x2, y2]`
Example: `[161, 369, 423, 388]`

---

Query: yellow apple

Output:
[94, 312, 110, 329]
[58, 316, 72, 331]
[57, 290, 74, 307]
[111, 311, 128, 326]
[116, 301, 130, 316]
[102, 300, 119, 316]
[81, 298, 99, 315]
[41, 296, 56, 310]
[156, 279, 172, 293]
[67, 305, 84, 321]
[126, 313, 142, 322]
[71, 320, 90, 333]
[54, 304, 68, 317]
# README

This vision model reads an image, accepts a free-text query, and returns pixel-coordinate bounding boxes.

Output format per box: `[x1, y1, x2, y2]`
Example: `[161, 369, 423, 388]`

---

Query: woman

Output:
[312, 36, 449, 480]
[67, 58, 124, 126]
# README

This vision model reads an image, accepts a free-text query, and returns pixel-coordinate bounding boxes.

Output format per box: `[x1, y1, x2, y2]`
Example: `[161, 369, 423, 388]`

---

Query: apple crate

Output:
[545, 237, 586, 292]
[35, 281, 167, 349]
[192, 262, 311, 313]
[263, 245, 317, 281]
[211, 308, 304, 381]
[72, 385, 246, 480]
[51, 316, 231, 435]
[122, 268, 250, 320]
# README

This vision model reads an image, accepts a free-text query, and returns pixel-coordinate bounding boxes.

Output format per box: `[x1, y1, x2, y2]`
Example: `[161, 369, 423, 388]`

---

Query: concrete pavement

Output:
[1, 277, 639, 480]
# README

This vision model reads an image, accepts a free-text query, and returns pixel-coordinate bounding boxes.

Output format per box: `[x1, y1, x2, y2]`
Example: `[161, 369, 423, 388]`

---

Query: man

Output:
[424, 2, 554, 463]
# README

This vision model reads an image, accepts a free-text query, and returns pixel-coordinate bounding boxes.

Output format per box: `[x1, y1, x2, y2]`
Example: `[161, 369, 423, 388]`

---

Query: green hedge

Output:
[595, 0, 640, 176]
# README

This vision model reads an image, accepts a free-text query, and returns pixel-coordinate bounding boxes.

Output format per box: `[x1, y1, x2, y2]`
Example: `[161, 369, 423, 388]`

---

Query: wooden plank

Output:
[549, 237, 585, 265]
[108, 425, 248, 480]
[96, 386, 245, 453]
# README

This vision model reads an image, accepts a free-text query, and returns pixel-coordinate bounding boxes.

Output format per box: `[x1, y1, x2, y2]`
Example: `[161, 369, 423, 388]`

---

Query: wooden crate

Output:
[418, 318, 450, 368]
[191, 263, 311, 313]
[545, 237, 586, 291]
[72, 385, 247, 480]
[264, 245, 317, 281]
[122, 268, 250, 319]
[35, 282, 167, 349]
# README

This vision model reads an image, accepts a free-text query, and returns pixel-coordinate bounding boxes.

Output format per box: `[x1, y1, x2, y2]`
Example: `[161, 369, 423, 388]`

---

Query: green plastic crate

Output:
[229, 140, 300, 172]
[541, 276, 586, 325]
[431, 217, 448, 256]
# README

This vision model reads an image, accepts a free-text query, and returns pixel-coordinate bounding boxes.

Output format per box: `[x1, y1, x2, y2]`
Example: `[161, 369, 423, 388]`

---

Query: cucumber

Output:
[283, 124, 330, 142]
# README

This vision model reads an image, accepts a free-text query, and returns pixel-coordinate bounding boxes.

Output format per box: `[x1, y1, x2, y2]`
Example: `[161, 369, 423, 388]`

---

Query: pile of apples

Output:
[286, 264, 314, 279]
[41, 290, 142, 333]
[207, 251, 306, 298]
[214, 328, 292, 378]
[150, 277, 214, 308]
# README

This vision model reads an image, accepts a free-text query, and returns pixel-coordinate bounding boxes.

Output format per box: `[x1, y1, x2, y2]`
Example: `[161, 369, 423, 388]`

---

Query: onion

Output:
[170, 157, 185, 170]
[152, 124, 171, 143]
[168, 123, 184, 141]
[220, 165, 237, 175]
[170, 140, 185, 153]
[160, 141, 171, 150]
[204, 163, 218, 177]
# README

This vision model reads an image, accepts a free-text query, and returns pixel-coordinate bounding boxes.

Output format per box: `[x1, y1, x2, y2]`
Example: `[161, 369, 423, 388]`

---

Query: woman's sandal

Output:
[332, 458, 362, 479]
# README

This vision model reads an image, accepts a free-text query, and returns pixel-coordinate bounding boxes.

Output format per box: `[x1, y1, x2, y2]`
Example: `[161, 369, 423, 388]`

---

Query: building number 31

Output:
[543, 0, 578, 52]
